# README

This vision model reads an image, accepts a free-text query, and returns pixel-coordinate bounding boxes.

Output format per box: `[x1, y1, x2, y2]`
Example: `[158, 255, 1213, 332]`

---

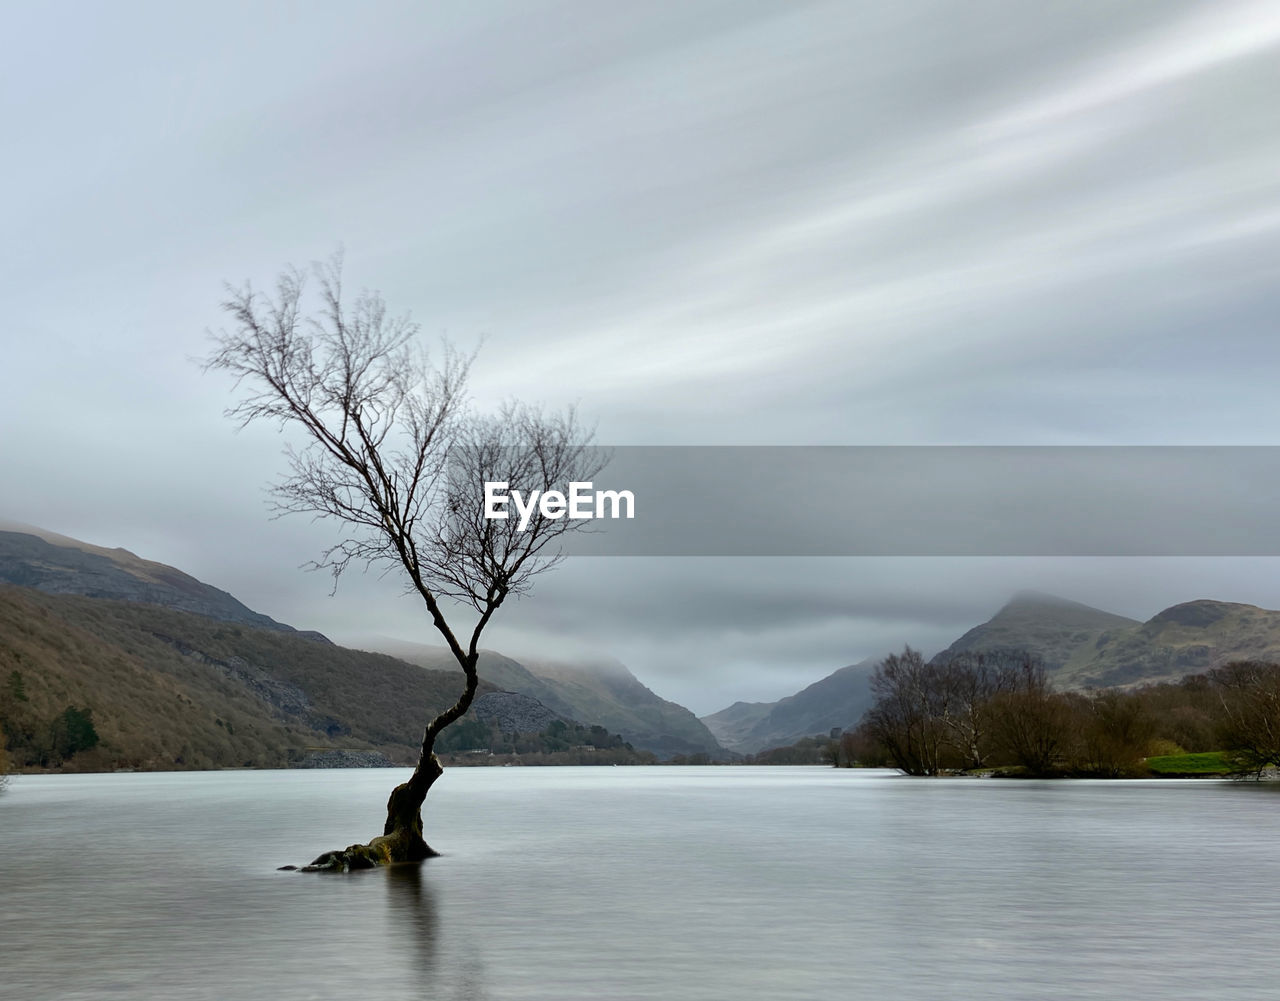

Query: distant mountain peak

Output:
[1002, 590, 1108, 613]
[937, 591, 1139, 673]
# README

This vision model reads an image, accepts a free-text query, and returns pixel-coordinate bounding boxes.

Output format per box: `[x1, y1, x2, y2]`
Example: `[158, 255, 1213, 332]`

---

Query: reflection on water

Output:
[385, 863, 441, 987]
[3, 767, 1280, 1000]
[385, 861, 487, 1001]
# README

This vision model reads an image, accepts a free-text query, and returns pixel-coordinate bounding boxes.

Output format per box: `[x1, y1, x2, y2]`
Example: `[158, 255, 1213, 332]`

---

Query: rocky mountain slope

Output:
[472, 691, 562, 734]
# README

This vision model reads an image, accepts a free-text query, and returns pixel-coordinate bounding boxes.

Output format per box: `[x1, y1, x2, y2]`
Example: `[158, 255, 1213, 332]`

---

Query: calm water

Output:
[2, 767, 1279, 1000]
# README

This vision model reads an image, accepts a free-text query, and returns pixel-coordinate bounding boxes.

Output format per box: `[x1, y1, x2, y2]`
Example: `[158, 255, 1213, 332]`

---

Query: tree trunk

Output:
[294, 751, 443, 871]
[380, 751, 446, 859]
[290, 654, 479, 873]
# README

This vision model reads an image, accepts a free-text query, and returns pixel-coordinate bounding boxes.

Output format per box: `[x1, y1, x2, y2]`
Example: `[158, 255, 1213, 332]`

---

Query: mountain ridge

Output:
[1060, 597, 1280, 689]
[703, 591, 1280, 755]
[0, 525, 324, 639]
[935, 591, 1140, 671]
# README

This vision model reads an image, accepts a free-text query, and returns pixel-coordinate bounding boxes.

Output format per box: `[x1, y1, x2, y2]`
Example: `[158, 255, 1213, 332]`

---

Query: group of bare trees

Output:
[852, 648, 1280, 778]
[854, 648, 1154, 777]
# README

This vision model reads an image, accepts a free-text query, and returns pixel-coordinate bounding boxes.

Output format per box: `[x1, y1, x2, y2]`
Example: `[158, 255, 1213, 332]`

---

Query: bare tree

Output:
[933, 650, 1023, 770]
[206, 254, 604, 869]
[984, 657, 1070, 777]
[1209, 660, 1280, 778]
[1071, 689, 1154, 777]
[862, 648, 1028, 775]
[862, 647, 949, 775]
[838, 724, 889, 768]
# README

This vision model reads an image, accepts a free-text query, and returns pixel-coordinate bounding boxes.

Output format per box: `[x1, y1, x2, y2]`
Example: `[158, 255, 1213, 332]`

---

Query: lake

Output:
[2, 767, 1278, 1000]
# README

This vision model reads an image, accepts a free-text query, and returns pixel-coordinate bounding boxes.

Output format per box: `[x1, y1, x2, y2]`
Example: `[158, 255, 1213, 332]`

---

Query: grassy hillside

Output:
[0, 586, 484, 771]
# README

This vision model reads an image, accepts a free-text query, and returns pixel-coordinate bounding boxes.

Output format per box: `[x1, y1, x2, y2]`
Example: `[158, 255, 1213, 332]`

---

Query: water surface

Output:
[2, 767, 1278, 999]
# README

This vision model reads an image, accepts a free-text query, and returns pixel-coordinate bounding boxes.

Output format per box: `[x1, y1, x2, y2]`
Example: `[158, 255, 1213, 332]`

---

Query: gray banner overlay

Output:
[462, 446, 1280, 556]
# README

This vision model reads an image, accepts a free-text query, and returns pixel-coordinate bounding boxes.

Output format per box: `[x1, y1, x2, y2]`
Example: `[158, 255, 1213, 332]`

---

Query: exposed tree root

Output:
[282, 755, 446, 873]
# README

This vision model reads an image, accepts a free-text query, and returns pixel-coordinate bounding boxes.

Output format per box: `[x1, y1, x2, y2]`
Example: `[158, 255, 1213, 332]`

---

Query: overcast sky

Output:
[4, 1, 1280, 715]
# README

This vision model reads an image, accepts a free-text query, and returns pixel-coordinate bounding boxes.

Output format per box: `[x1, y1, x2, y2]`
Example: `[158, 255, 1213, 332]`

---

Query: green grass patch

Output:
[1145, 751, 1233, 775]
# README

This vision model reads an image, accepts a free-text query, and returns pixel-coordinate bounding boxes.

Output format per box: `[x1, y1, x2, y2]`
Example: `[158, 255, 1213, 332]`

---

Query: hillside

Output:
[0, 585, 486, 771]
[0, 524, 320, 637]
[700, 700, 772, 751]
[380, 642, 726, 759]
[701, 658, 880, 755]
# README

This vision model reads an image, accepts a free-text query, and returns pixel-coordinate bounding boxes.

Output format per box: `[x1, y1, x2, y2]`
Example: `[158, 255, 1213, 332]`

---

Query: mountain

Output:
[380, 642, 726, 759]
[1059, 599, 1280, 689]
[933, 590, 1140, 672]
[700, 700, 773, 751]
[702, 657, 881, 755]
[0, 584, 486, 771]
[935, 591, 1280, 690]
[26, 516, 1280, 769]
[0, 521, 727, 767]
[0, 523, 324, 638]
[520, 654, 727, 759]
[704, 591, 1165, 755]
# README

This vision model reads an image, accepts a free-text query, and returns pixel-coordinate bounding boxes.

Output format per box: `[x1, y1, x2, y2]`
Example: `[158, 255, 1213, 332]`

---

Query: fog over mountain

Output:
[4, 2, 1279, 714]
